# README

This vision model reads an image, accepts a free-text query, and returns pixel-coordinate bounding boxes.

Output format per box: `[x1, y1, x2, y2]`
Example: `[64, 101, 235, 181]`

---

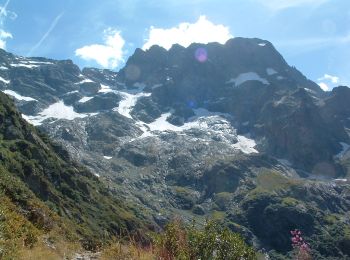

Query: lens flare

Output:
[195, 48, 207, 63]
[187, 100, 196, 108]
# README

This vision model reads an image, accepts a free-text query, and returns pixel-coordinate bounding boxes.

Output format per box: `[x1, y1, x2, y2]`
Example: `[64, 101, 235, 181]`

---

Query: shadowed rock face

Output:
[1, 38, 350, 258]
[115, 38, 348, 174]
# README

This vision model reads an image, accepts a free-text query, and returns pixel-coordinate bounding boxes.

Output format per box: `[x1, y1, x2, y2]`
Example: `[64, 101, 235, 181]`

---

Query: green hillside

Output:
[0, 92, 150, 258]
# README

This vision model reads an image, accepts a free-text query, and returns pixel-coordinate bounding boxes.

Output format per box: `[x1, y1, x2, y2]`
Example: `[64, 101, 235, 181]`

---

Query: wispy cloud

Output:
[0, 0, 10, 20]
[27, 12, 64, 56]
[75, 28, 125, 69]
[318, 74, 339, 84]
[142, 15, 232, 50]
[256, 0, 329, 11]
[0, 0, 16, 49]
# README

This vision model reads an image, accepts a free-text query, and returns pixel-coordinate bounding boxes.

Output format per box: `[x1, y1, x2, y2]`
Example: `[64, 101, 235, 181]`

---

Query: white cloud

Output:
[317, 73, 340, 91]
[75, 28, 125, 69]
[0, 29, 12, 49]
[318, 82, 329, 91]
[142, 15, 232, 50]
[318, 74, 339, 84]
[257, 0, 329, 11]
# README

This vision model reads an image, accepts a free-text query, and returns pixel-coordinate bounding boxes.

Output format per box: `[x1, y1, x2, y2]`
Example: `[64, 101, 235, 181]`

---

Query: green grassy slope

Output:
[0, 92, 151, 257]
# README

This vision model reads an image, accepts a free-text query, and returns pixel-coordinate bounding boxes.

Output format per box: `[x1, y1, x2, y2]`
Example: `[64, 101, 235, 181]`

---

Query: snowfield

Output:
[23, 101, 96, 125]
[114, 91, 151, 119]
[19, 80, 259, 154]
[136, 107, 258, 154]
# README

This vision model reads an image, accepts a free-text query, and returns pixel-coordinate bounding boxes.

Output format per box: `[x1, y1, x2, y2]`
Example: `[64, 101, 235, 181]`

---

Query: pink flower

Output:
[290, 229, 312, 259]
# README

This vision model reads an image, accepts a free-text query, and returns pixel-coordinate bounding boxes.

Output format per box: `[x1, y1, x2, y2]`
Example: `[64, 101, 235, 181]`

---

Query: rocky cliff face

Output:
[1, 38, 350, 258]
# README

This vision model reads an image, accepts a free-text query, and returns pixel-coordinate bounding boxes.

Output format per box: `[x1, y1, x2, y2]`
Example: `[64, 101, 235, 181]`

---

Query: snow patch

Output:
[78, 96, 94, 103]
[277, 76, 284, 80]
[147, 112, 180, 132]
[25, 60, 53, 65]
[75, 78, 94, 84]
[334, 178, 347, 182]
[9, 60, 53, 69]
[304, 88, 315, 94]
[152, 84, 163, 89]
[10, 63, 39, 69]
[277, 159, 292, 167]
[233, 136, 258, 154]
[274, 96, 288, 106]
[0, 76, 10, 84]
[114, 91, 151, 118]
[103, 156, 113, 160]
[112, 84, 151, 119]
[138, 108, 258, 154]
[266, 68, 277, 75]
[258, 43, 266, 46]
[66, 90, 79, 94]
[335, 142, 350, 159]
[23, 101, 96, 125]
[145, 108, 229, 133]
[2, 90, 36, 101]
[227, 72, 269, 87]
[98, 84, 113, 93]
[0, 66, 8, 70]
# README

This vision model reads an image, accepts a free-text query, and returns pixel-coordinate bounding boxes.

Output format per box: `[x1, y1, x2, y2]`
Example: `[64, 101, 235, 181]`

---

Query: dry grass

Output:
[17, 234, 81, 260]
[16, 220, 257, 260]
[19, 240, 156, 260]
[100, 241, 155, 260]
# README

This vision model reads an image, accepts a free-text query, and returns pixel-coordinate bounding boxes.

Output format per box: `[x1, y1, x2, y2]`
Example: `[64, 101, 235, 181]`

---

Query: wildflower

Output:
[290, 229, 312, 260]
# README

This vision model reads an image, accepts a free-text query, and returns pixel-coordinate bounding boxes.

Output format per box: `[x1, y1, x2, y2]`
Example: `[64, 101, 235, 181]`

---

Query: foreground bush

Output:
[154, 220, 256, 260]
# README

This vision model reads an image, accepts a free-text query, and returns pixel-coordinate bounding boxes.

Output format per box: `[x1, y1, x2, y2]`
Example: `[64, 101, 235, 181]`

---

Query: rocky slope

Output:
[1, 38, 350, 258]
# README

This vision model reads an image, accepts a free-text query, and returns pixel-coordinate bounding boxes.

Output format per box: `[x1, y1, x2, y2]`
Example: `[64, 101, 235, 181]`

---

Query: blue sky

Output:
[1, 0, 350, 90]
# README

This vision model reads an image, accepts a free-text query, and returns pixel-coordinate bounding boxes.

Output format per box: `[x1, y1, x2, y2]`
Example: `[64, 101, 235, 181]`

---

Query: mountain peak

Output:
[1, 36, 350, 259]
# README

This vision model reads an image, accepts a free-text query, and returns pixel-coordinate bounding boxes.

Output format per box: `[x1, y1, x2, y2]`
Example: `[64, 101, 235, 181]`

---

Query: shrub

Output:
[154, 220, 189, 259]
[0, 196, 41, 259]
[154, 220, 257, 260]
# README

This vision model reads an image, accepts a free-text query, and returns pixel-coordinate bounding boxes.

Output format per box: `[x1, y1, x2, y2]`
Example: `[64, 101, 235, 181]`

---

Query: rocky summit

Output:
[1, 38, 350, 258]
